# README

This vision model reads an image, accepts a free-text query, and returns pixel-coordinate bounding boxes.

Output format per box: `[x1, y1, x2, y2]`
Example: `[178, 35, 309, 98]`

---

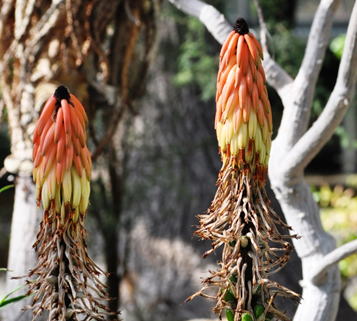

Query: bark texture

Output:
[0, 0, 160, 319]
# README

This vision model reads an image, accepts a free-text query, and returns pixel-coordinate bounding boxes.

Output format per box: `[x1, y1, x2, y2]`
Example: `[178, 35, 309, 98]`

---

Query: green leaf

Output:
[330, 34, 346, 59]
[0, 268, 7, 272]
[0, 295, 28, 308]
[0, 284, 27, 308]
[224, 289, 236, 304]
[254, 304, 265, 318]
[241, 312, 253, 321]
[229, 273, 237, 284]
[174, 70, 193, 86]
[226, 309, 234, 321]
[0, 185, 14, 193]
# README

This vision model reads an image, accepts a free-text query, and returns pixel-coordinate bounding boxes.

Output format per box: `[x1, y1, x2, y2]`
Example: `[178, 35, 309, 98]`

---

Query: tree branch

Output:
[167, 0, 231, 44]
[311, 239, 357, 284]
[282, 0, 341, 147]
[281, 1, 357, 178]
[168, 0, 292, 99]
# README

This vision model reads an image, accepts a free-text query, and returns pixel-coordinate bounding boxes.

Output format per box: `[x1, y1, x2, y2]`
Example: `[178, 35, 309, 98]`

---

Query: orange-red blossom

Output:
[32, 86, 92, 220]
[215, 19, 272, 184]
[29, 86, 113, 320]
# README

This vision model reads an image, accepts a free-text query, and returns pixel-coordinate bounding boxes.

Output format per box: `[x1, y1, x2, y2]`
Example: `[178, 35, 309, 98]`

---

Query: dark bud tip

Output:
[54, 85, 70, 102]
[234, 18, 249, 35]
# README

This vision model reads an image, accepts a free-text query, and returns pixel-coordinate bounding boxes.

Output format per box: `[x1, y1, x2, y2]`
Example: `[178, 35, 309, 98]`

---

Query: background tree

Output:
[0, 0, 159, 320]
[168, 0, 357, 321]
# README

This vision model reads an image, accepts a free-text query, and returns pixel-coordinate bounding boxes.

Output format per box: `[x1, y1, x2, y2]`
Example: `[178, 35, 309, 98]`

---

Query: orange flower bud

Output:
[29, 86, 112, 320]
[32, 86, 92, 218]
[215, 20, 272, 184]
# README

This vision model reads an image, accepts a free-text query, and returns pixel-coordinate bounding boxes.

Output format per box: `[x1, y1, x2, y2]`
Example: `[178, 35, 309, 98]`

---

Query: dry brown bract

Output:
[188, 159, 299, 320]
[28, 202, 112, 321]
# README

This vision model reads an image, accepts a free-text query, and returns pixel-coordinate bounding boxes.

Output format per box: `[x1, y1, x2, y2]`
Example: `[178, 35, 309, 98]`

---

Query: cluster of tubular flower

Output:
[215, 21, 271, 183]
[188, 19, 299, 321]
[33, 88, 91, 220]
[29, 86, 113, 321]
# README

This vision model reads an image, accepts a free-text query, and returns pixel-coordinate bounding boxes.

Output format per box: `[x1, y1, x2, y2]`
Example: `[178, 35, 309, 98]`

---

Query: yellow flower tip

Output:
[33, 86, 92, 215]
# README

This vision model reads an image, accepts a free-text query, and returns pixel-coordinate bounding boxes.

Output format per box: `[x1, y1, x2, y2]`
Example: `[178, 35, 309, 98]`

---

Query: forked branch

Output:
[281, 0, 340, 146]
[282, 1, 357, 177]
[295, 0, 340, 94]
[312, 239, 357, 284]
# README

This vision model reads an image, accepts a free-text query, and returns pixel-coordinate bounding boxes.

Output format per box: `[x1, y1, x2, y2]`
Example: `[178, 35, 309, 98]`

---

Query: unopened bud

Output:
[46, 276, 57, 285]
[65, 309, 74, 319]
[240, 236, 249, 248]
[241, 312, 253, 321]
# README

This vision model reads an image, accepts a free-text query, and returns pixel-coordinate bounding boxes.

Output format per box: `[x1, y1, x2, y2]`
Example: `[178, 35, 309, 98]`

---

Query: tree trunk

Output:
[0, 79, 47, 321]
[105, 230, 120, 319]
[269, 176, 341, 321]
[1, 176, 46, 321]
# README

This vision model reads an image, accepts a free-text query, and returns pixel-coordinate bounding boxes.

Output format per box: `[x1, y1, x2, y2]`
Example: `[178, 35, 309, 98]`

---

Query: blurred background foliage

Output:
[313, 183, 357, 310]
[173, 17, 218, 101]
[0, 0, 356, 320]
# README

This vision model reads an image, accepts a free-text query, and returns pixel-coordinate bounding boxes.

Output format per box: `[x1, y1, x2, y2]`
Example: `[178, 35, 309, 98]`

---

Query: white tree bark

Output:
[167, 0, 231, 44]
[168, 1, 357, 321]
[1, 176, 44, 321]
[268, 182, 340, 321]
[280, 2, 357, 177]
[281, 0, 341, 147]
[270, 5, 357, 319]
[0, 81, 53, 321]
[311, 239, 357, 284]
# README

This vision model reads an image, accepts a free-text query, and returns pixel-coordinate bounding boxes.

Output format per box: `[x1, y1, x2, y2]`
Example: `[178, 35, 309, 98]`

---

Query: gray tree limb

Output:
[167, 0, 292, 98]
[282, 1, 357, 178]
[284, 0, 341, 146]
[167, 0, 231, 44]
[273, 0, 342, 164]
[312, 239, 357, 284]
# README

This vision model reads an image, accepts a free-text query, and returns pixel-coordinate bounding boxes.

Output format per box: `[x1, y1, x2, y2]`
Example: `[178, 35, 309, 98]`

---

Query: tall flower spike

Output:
[30, 86, 116, 320]
[188, 19, 300, 321]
